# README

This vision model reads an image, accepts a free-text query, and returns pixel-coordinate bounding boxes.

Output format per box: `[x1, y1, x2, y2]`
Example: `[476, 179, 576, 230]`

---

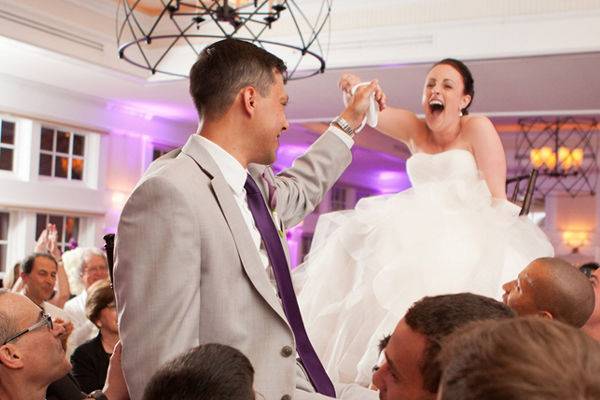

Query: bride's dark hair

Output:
[433, 58, 474, 115]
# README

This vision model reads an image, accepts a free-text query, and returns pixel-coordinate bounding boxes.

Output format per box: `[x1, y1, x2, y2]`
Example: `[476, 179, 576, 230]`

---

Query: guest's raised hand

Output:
[47, 224, 62, 262]
[53, 318, 73, 351]
[34, 227, 49, 254]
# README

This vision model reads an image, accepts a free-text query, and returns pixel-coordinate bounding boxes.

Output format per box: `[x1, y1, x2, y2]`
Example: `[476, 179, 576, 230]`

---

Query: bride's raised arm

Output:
[339, 73, 423, 145]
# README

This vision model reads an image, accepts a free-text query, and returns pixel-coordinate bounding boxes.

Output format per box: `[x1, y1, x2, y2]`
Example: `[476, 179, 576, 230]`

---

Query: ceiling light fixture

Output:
[116, 0, 332, 80]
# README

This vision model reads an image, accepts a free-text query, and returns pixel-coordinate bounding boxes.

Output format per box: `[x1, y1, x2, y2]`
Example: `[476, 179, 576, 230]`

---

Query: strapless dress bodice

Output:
[407, 149, 479, 186]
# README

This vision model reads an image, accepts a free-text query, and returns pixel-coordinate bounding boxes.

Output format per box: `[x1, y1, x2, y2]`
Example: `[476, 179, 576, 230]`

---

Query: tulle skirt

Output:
[297, 177, 554, 385]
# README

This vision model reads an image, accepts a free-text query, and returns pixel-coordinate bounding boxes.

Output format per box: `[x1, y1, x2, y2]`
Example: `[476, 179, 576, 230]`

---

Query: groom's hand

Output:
[340, 80, 385, 130]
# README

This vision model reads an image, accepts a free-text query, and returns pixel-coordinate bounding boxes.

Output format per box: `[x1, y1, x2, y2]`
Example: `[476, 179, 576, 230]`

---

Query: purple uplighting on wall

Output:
[107, 101, 196, 122]
[274, 135, 410, 194]
[275, 144, 309, 170]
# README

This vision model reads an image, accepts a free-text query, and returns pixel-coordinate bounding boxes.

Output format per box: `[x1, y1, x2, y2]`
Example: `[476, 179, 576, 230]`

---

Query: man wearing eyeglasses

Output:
[0, 289, 71, 399]
[0, 290, 129, 400]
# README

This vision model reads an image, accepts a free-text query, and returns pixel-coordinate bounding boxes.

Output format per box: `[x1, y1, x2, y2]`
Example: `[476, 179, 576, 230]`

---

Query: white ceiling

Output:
[1, 0, 599, 122]
[0, 0, 599, 187]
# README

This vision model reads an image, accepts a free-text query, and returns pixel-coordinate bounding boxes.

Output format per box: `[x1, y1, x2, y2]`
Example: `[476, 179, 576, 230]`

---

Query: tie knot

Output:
[244, 175, 260, 195]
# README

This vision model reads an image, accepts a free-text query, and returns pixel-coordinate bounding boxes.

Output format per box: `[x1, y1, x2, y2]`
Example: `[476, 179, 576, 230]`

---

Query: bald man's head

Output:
[502, 257, 595, 327]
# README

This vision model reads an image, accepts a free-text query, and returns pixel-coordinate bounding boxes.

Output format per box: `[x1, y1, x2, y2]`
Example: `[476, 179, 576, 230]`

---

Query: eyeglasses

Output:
[2, 311, 53, 345]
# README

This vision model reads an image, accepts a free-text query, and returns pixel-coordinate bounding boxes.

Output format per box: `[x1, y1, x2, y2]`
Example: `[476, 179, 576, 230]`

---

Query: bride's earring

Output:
[459, 108, 463, 117]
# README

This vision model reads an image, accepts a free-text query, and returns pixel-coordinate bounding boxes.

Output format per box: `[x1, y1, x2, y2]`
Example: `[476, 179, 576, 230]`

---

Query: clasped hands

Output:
[339, 73, 387, 131]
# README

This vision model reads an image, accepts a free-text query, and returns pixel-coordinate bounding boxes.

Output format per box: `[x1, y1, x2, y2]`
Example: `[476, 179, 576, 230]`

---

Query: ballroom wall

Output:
[1, 76, 599, 274]
[1, 0, 600, 272]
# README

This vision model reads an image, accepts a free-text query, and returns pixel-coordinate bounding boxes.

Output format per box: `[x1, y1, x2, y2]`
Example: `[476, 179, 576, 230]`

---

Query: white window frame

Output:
[38, 125, 86, 181]
[330, 185, 348, 211]
[0, 116, 17, 176]
[0, 211, 9, 273]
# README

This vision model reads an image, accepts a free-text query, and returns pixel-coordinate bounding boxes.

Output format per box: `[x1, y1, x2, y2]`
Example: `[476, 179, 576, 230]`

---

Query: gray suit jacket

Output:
[114, 130, 376, 400]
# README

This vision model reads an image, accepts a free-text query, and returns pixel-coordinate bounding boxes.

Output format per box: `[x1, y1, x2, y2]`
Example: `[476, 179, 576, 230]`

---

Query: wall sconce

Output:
[529, 146, 584, 171]
[562, 230, 590, 253]
[514, 117, 598, 198]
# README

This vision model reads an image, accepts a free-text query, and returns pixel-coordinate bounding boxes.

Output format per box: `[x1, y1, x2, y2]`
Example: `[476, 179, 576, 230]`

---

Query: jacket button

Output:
[281, 395, 291, 400]
[281, 345, 294, 357]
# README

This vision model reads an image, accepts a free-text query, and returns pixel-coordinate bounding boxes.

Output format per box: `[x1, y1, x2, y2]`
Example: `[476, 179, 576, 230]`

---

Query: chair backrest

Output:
[519, 169, 538, 216]
[506, 169, 538, 216]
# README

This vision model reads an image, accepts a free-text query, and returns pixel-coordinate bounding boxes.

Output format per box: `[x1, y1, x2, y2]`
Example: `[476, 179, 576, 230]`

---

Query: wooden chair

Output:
[506, 169, 539, 216]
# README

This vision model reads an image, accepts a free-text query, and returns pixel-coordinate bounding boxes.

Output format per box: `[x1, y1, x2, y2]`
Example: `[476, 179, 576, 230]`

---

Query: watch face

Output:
[89, 390, 108, 400]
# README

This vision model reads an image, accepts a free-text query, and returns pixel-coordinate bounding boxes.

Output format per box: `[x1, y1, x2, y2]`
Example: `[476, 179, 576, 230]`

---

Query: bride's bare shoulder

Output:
[462, 114, 494, 128]
[461, 115, 499, 139]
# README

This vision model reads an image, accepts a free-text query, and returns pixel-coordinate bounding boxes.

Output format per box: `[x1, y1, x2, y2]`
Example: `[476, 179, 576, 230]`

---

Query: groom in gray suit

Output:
[114, 39, 379, 400]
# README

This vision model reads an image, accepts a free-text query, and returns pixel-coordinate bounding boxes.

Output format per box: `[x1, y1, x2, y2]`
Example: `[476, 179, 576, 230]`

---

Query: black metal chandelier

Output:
[512, 116, 599, 198]
[116, 0, 332, 80]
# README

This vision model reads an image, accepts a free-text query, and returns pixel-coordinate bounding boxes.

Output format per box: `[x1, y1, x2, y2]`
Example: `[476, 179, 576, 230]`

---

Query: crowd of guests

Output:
[0, 225, 122, 399]
[0, 223, 599, 399]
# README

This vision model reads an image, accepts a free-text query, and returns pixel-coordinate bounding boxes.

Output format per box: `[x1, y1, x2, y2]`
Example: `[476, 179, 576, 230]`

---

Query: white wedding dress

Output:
[298, 149, 554, 386]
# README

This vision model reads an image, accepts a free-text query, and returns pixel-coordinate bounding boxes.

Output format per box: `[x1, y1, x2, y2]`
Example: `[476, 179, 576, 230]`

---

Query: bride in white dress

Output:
[297, 59, 554, 386]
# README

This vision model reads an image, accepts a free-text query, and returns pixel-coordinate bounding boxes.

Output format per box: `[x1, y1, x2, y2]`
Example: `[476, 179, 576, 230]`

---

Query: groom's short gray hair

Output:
[189, 38, 287, 120]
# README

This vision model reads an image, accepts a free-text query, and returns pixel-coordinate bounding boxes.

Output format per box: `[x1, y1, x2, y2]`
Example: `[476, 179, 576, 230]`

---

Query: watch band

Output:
[87, 390, 108, 400]
[331, 116, 355, 138]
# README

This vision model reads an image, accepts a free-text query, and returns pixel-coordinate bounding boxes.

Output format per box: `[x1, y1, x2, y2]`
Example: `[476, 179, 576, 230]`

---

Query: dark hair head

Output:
[85, 279, 114, 326]
[21, 253, 57, 274]
[579, 262, 600, 279]
[189, 38, 287, 121]
[438, 317, 600, 400]
[404, 293, 515, 393]
[432, 58, 474, 115]
[142, 343, 255, 400]
[530, 257, 595, 328]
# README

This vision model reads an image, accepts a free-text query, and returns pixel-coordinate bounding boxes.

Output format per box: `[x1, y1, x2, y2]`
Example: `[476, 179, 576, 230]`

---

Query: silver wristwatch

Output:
[331, 116, 356, 138]
[87, 390, 108, 400]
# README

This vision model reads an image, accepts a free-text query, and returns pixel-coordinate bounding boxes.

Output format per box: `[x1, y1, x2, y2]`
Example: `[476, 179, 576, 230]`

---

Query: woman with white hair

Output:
[63, 247, 109, 352]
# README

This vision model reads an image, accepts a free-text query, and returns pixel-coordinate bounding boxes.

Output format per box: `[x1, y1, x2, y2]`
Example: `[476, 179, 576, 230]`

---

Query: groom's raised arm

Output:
[269, 127, 353, 228]
[267, 80, 382, 228]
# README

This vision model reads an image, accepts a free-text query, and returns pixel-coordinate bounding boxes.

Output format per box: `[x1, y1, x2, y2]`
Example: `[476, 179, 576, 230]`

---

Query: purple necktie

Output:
[244, 175, 336, 397]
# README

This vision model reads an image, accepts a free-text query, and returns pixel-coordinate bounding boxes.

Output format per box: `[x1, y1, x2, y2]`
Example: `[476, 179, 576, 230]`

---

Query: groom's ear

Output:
[241, 86, 257, 116]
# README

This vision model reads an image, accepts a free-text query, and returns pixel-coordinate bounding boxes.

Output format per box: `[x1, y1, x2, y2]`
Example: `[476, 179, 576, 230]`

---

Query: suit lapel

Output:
[182, 136, 288, 324]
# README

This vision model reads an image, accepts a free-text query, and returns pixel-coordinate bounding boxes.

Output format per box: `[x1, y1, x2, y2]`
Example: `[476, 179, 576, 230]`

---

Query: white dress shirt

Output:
[197, 127, 353, 287]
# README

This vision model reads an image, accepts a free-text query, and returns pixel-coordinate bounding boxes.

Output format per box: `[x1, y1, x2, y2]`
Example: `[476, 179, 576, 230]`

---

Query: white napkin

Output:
[342, 82, 379, 132]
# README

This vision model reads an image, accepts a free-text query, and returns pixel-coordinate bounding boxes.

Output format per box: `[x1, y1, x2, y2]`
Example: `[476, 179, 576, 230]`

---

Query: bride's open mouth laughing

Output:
[429, 99, 445, 117]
